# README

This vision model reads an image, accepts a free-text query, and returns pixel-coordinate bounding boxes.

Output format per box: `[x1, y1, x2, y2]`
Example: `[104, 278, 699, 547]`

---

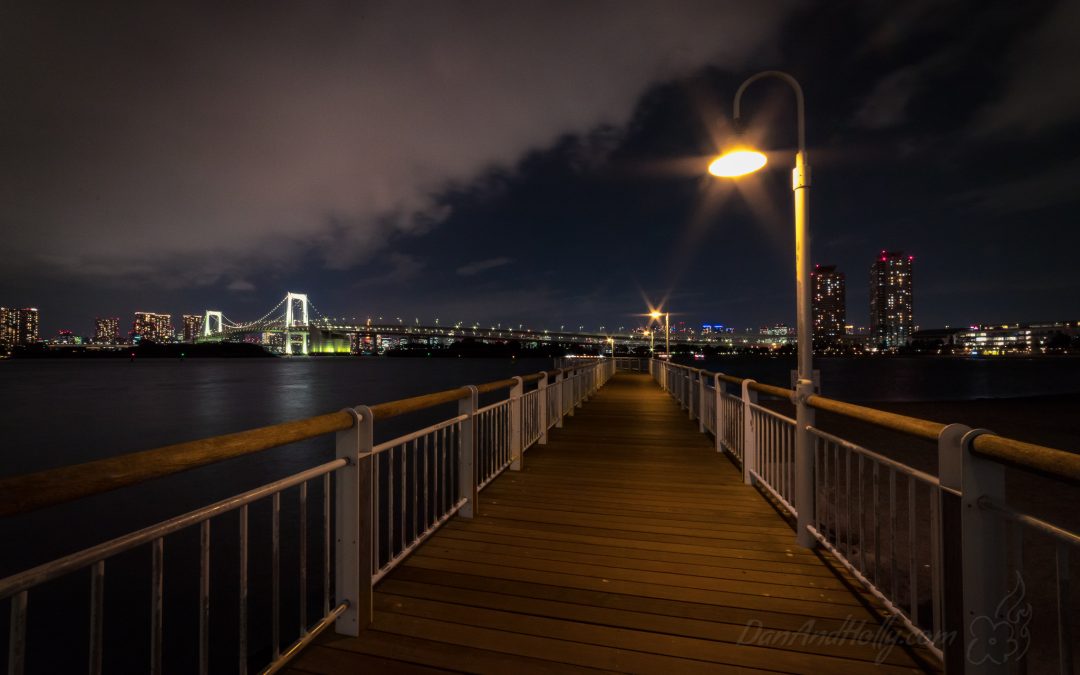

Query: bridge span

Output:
[193, 291, 776, 355]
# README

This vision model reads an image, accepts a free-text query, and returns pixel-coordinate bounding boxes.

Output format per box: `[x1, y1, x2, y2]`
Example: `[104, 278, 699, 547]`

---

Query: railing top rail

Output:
[0, 410, 354, 518]
[971, 434, 1080, 486]
[653, 357, 1080, 486]
[805, 393, 946, 440]
[0, 362, 603, 518]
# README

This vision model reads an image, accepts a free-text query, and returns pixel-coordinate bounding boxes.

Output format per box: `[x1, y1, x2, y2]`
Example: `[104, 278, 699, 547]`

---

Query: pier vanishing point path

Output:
[286, 373, 939, 674]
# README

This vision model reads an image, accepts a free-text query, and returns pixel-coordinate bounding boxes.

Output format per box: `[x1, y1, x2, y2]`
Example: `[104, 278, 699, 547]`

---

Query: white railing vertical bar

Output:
[458, 386, 478, 518]
[239, 504, 249, 674]
[150, 537, 163, 675]
[322, 472, 330, 620]
[272, 491, 281, 659]
[1057, 543, 1072, 675]
[298, 482, 308, 637]
[7, 590, 27, 675]
[88, 560, 104, 675]
[908, 477, 917, 622]
[198, 520, 210, 675]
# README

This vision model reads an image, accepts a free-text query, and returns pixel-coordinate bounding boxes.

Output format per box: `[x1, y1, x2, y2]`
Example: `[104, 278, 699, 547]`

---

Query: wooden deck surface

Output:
[289, 373, 939, 674]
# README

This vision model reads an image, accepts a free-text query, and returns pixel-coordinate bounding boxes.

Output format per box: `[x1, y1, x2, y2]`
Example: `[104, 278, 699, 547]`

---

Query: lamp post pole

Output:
[733, 71, 815, 548]
[664, 313, 670, 355]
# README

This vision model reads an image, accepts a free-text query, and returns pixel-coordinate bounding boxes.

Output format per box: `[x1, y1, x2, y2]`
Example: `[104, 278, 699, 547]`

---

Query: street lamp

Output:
[649, 310, 670, 355]
[710, 70, 815, 547]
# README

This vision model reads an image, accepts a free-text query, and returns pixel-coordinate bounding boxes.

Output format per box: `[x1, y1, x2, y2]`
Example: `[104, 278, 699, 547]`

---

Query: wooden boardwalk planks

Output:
[291, 373, 940, 674]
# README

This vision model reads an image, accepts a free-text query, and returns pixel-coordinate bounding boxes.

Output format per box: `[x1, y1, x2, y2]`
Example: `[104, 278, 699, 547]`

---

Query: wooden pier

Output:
[288, 373, 939, 674]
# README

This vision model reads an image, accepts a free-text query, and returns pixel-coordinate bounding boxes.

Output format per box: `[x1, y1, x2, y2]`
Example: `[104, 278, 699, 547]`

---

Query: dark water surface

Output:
[2, 355, 1079, 672]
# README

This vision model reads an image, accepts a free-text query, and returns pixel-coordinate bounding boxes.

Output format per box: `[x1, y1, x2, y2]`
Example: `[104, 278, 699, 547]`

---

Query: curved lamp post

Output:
[710, 70, 815, 548]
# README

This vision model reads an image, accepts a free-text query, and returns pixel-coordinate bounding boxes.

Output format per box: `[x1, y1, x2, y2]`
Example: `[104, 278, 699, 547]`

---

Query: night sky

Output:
[3, 1, 1079, 336]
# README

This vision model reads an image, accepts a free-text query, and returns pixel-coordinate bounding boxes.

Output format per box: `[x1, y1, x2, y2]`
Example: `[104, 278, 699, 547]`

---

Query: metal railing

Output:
[0, 359, 616, 675]
[652, 358, 1079, 674]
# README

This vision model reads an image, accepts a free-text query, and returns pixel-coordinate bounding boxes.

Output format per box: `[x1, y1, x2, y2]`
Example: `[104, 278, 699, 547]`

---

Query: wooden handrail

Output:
[805, 394, 947, 441]
[972, 435, 1080, 486]
[0, 411, 354, 518]
[654, 357, 1079, 484]
[748, 381, 793, 400]
[0, 363, 604, 518]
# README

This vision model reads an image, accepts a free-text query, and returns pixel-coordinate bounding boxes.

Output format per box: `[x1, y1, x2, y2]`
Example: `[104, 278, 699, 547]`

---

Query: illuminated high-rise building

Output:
[133, 312, 173, 342]
[1, 307, 39, 347]
[95, 317, 120, 343]
[182, 314, 203, 342]
[0, 308, 17, 349]
[870, 251, 914, 348]
[17, 308, 39, 345]
[811, 265, 846, 344]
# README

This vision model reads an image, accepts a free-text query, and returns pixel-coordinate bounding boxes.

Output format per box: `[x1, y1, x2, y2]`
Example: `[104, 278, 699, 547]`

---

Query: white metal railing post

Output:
[687, 369, 696, 420]
[794, 380, 817, 548]
[714, 374, 724, 451]
[555, 371, 565, 428]
[936, 423, 970, 674]
[458, 386, 479, 518]
[510, 377, 524, 471]
[537, 372, 549, 445]
[698, 371, 706, 430]
[741, 380, 758, 485]
[960, 427, 1008, 674]
[567, 371, 576, 416]
[334, 406, 372, 635]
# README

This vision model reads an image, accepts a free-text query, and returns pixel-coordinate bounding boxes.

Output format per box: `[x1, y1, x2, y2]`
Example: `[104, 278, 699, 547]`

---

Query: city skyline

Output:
[3, 2, 1080, 336]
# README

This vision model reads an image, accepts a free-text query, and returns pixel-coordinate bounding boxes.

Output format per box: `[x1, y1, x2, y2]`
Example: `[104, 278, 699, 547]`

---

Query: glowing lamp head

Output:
[708, 149, 767, 177]
[650, 311, 662, 320]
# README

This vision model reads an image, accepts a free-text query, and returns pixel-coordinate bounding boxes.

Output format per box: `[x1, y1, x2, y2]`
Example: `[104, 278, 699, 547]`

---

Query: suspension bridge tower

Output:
[284, 292, 310, 355]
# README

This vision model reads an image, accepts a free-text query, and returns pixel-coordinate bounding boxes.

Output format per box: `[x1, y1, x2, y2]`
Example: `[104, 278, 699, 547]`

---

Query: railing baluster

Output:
[199, 520, 210, 675]
[412, 439, 418, 544]
[422, 434, 429, 533]
[858, 455, 866, 573]
[272, 491, 280, 659]
[929, 484, 941, 651]
[815, 438, 823, 535]
[889, 468, 897, 604]
[846, 448, 852, 561]
[833, 443, 840, 546]
[239, 504, 249, 675]
[907, 476, 917, 621]
[299, 481, 308, 635]
[873, 461, 880, 587]
[400, 442, 407, 553]
[150, 537, 163, 675]
[1057, 543, 1073, 675]
[388, 446, 395, 556]
[8, 590, 27, 675]
[89, 560, 104, 675]
[322, 473, 330, 619]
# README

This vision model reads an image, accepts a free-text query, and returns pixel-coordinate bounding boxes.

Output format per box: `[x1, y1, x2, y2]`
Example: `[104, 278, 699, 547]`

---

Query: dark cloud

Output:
[457, 257, 514, 277]
[973, 0, 1080, 135]
[0, 1, 795, 287]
